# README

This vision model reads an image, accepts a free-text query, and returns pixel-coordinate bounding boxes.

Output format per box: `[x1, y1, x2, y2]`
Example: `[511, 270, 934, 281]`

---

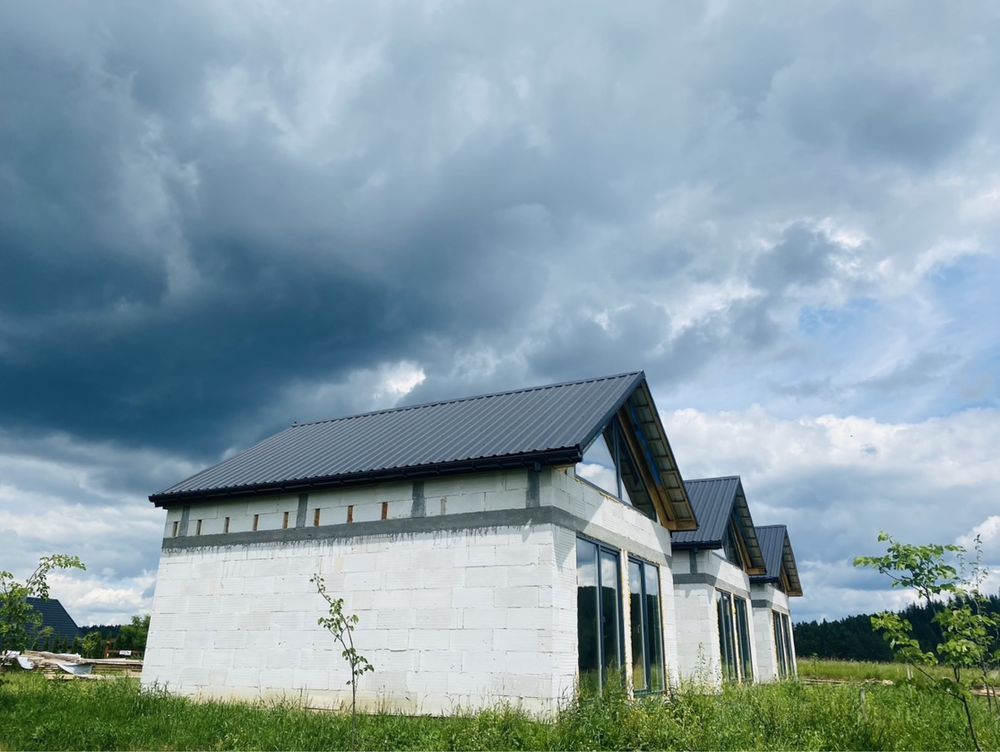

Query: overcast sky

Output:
[2, 1, 999, 626]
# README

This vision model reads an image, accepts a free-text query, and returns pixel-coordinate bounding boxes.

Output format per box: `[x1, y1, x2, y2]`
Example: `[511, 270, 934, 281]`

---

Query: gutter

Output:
[149, 447, 580, 507]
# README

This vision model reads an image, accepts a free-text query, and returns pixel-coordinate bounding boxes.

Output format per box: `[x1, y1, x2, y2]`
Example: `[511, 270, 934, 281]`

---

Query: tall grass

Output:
[1, 673, 998, 750]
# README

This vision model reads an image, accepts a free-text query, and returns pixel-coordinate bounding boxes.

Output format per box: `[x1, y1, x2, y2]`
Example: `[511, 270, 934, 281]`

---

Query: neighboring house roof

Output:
[150, 371, 697, 530]
[25, 597, 81, 643]
[751, 524, 803, 597]
[672, 476, 767, 574]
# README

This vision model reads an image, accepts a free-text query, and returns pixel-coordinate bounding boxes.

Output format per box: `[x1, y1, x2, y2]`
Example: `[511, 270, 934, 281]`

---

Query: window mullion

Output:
[642, 566, 651, 692]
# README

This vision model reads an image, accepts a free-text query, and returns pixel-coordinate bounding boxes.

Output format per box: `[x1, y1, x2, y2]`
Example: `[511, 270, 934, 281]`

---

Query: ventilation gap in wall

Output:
[172, 521, 179, 538]
[253, 514, 260, 532]
[313, 508, 321, 527]
[224, 516, 230, 533]
[347, 505, 354, 524]
[195, 519, 202, 536]
[283, 511, 290, 529]
[381, 501, 388, 520]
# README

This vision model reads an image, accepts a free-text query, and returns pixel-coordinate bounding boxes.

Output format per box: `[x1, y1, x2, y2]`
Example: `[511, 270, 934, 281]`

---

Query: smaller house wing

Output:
[751, 525, 803, 596]
[672, 476, 767, 575]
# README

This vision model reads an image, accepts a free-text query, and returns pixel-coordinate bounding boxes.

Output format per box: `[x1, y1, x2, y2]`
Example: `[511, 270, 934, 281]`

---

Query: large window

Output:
[773, 611, 795, 678]
[575, 418, 657, 520]
[717, 590, 753, 682]
[577, 538, 623, 692]
[717, 591, 738, 682]
[735, 597, 753, 682]
[628, 558, 665, 692]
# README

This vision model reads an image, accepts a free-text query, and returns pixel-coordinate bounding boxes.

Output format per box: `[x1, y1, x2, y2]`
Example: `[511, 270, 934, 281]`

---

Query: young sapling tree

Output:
[855, 532, 999, 752]
[311, 573, 374, 749]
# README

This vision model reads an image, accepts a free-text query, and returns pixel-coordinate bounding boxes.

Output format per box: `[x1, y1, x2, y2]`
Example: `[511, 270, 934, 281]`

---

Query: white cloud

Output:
[0, 432, 182, 624]
[663, 404, 1000, 620]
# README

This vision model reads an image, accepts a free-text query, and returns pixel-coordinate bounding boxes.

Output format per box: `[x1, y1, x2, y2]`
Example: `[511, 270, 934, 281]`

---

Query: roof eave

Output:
[149, 447, 581, 507]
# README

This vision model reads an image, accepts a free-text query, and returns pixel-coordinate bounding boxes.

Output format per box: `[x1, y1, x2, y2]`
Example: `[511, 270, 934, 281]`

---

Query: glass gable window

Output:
[721, 523, 742, 567]
[628, 558, 665, 693]
[577, 537, 623, 692]
[717, 590, 753, 682]
[575, 418, 658, 520]
[576, 433, 624, 500]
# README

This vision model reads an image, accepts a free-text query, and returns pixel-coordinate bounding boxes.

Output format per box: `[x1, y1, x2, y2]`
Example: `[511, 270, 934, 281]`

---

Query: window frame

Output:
[734, 595, 753, 682]
[576, 535, 625, 692]
[628, 556, 666, 694]
[716, 589, 753, 683]
[772, 609, 795, 678]
[780, 612, 794, 677]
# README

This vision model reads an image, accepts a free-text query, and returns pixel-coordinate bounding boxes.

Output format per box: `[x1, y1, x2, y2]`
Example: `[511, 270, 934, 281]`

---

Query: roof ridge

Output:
[756, 523, 787, 530]
[684, 474, 741, 483]
[289, 371, 645, 428]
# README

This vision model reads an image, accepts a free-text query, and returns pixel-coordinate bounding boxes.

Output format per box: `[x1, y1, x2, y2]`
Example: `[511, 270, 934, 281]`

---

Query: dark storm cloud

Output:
[2, 0, 1000, 621]
[3, 0, 998, 464]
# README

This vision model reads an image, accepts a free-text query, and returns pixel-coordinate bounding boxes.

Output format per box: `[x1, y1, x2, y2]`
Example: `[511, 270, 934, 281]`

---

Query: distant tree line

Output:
[31, 614, 150, 657]
[794, 595, 1000, 661]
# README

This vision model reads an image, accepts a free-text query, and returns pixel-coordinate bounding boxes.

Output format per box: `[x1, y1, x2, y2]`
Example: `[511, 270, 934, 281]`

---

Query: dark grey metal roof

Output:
[152, 372, 648, 504]
[672, 476, 766, 574]
[673, 476, 741, 545]
[751, 524, 803, 596]
[25, 597, 80, 643]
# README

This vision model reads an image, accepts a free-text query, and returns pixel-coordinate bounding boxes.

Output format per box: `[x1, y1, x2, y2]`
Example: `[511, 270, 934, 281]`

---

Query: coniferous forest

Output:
[793, 595, 1000, 660]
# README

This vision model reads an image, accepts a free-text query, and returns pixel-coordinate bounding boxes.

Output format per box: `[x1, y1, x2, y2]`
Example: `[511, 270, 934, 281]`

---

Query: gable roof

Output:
[752, 524, 803, 596]
[672, 476, 767, 574]
[150, 371, 697, 529]
[25, 597, 80, 643]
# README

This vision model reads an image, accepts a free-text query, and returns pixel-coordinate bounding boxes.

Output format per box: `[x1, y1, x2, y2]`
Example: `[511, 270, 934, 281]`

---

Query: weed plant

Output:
[1, 673, 999, 751]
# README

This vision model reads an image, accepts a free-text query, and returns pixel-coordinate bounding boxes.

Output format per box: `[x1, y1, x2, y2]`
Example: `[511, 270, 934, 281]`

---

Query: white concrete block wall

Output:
[671, 550, 760, 685]
[750, 583, 795, 680]
[751, 604, 778, 681]
[145, 522, 566, 715]
[673, 584, 718, 684]
[147, 466, 681, 713]
[162, 471, 535, 540]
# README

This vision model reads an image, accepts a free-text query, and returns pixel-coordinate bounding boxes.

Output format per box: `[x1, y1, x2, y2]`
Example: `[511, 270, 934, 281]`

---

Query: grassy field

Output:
[799, 658, 1000, 686]
[1, 672, 999, 751]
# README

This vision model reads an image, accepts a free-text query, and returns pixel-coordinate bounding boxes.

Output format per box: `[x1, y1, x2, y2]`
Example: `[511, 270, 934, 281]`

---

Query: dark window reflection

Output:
[576, 537, 623, 692]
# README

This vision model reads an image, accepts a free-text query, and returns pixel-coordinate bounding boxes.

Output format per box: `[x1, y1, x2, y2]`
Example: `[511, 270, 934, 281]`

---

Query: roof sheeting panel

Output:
[25, 597, 80, 643]
[755, 525, 787, 579]
[152, 372, 644, 502]
[672, 475, 766, 573]
[672, 476, 742, 545]
[752, 524, 804, 596]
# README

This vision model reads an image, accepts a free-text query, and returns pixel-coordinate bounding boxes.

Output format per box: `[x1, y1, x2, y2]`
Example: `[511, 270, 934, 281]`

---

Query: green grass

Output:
[798, 658, 1000, 687]
[1, 673, 999, 751]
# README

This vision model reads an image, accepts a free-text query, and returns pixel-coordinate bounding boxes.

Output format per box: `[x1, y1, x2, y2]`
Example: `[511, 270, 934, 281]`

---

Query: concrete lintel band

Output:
[161, 504, 673, 566]
[672, 573, 751, 599]
[752, 599, 790, 612]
